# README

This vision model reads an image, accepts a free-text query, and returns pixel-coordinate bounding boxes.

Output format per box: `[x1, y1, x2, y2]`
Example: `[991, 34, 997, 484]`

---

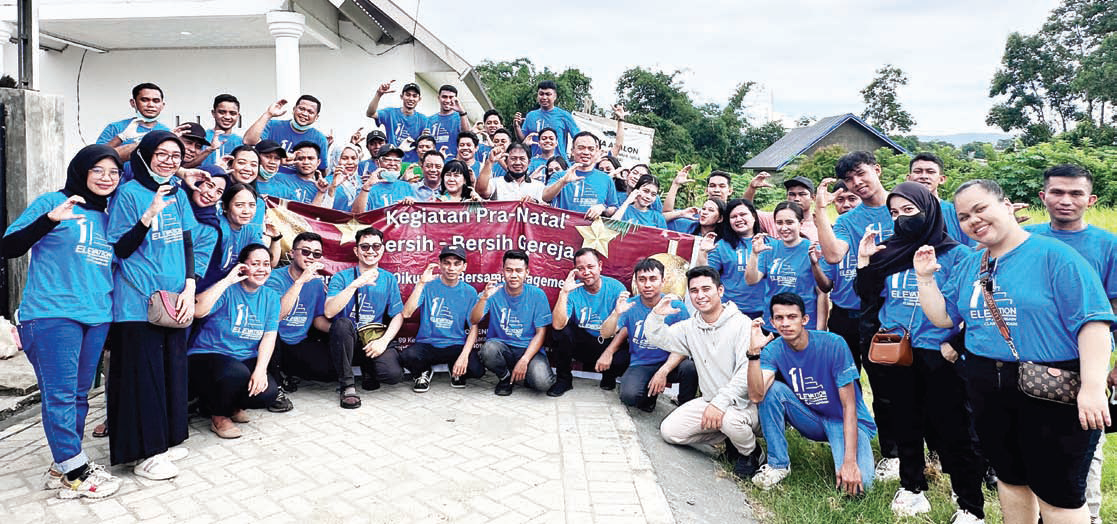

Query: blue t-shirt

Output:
[1025, 223, 1117, 300]
[416, 279, 479, 347]
[618, 193, 664, 213]
[365, 180, 416, 209]
[376, 107, 427, 163]
[425, 113, 462, 158]
[107, 181, 199, 322]
[520, 107, 579, 158]
[263, 267, 327, 345]
[565, 276, 626, 337]
[833, 203, 894, 258]
[326, 266, 403, 326]
[6, 193, 114, 324]
[204, 130, 243, 166]
[939, 200, 976, 247]
[620, 206, 667, 229]
[96, 118, 170, 145]
[879, 245, 972, 350]
[263, 173, 318, 204]
[761, 330, 875, 432]
[551, 169, 619, 213]
[667, 217, 698, 234]
[708, 238, 769, 316]
[188, 284, 281, 361]
[941, 235, 1116, 362]
[819, 245, 859, 310]
[192, 222, 219, 283]
[213, 216, 265, 277]
[480, 284, 552, 349]
[757, 241, 817, 327]
[260, 120, 329, 175]
[619, 296, 690, 367]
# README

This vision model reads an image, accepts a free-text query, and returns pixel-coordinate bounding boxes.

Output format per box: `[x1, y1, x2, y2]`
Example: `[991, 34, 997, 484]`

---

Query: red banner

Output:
[266, 199, 697, 339]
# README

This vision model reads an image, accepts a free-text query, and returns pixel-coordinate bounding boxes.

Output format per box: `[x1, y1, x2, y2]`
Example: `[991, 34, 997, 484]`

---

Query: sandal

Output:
[340, 386, 361, 409]
[92, 423, 108, 438]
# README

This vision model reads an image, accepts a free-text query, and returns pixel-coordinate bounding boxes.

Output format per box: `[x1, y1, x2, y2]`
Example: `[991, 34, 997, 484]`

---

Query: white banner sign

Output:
[572, 111, 655, 166]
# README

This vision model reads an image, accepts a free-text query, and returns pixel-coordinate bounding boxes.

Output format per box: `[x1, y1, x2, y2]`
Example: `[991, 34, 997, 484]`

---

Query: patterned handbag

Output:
[979, 251, 1078, 405]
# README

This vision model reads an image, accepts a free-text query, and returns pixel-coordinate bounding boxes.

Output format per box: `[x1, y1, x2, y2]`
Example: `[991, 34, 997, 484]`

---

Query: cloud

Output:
[396, 0, 1061, 134]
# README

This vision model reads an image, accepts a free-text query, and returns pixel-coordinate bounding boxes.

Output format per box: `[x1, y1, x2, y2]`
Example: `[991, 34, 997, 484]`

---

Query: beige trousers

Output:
[659, 398, 759, 455]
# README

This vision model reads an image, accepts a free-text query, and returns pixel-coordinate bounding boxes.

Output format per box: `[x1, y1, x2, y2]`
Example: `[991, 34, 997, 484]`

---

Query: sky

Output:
[394, 0, 1062, 136]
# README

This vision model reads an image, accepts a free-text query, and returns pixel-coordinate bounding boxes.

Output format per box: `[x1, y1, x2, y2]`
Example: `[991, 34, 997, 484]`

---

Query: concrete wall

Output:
[0, 89, 66, 316]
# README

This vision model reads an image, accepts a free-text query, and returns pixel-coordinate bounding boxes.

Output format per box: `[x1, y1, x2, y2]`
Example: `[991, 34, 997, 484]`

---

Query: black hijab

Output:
[855, 182, 959, 346]
[62, 144, 122, 212]
[130, 130, 184, 193]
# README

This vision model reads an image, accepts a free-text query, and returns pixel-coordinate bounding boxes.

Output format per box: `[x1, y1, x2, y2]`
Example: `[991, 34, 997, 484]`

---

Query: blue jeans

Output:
[618, 360, 699, 408]
[20, 318, 109, 474]
[759, 381, 875, 490]
[478, 340, 556, 391]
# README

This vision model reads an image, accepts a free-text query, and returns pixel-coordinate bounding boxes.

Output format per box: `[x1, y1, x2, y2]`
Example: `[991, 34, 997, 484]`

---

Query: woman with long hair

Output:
[696, 198, 768, 319]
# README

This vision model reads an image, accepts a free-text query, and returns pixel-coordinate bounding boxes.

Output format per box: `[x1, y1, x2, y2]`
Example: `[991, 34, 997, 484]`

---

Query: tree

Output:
[473, 58, 593, 126]
[860, 65, 916, 134]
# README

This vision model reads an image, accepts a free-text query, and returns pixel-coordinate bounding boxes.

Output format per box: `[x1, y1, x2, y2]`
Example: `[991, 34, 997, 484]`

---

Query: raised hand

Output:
[748, 171, 775, 190]
[171, 123, 191, 138]
[225, 263, 250, 285]
[266, 99, 288, 118]
[652, 295, 681, 316]
[816, 177, 838, 210]
[1011, 202, 1031, 224]
[117, 118, 145, 142]
[264, 222, 280, 240]
[144, 185, 174, 219]
[698, 232, 717, 253]
[613, 104, 628, 121]
[419, 262, 439, 283]
[377, 80, 396, 95]
[857, 226, 885, 259]
[450, 96, 465, 114]
[673, 164, 695, 186]
[522, 132, 538, 148]
[314, 174, 331, 193]
[749, 317, 775, 353]
[614, 292, 634, 315]
[350, 127, 364, 145]
[513, 112, 524, 127]
[912, 245, 941, 278]
[439, 145, 449, 157]
[353, 267, 380, 288]
[180, 168, 212, 192]
[808, 242, 822, 264]
[296, 262, 325, 284]
[487, 145, 507, 165]
[47, 195, 86, 222]
[752, 233, 772, 254]
[561, 269, 584, 293]
[481, 280, 503, 299]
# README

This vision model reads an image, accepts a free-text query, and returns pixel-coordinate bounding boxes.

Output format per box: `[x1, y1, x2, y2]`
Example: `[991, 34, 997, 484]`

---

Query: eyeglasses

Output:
[358, 243, 384, 252]
[154, 151, 182, 163]
[90, 167, 122, 179]
[296, 248, 324, 259]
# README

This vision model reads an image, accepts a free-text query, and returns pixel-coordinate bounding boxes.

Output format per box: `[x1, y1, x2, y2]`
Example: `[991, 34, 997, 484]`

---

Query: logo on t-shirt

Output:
[788, 367, 829, 406]
[770, 258, 798, 287]
[232, 303, 265, 340]
[73, 214, 112, 267]
[968, 280, 1017, 326]
[428, 296, 455, 329]
[498, 307, 525, 338]
[150, 203, 184, 243]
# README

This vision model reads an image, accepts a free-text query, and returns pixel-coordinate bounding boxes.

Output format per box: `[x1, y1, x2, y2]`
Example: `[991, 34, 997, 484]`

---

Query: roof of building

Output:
[742, 113, 907, 170]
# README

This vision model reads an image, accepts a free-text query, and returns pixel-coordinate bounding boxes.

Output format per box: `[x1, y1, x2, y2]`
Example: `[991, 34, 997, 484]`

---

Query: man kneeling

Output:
[747, 292, 876, 494]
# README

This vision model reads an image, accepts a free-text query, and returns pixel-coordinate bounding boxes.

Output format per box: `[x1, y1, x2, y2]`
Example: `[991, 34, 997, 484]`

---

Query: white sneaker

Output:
[133, 454, 178, 481]
[875, 457, 900, 481]
[58, 465, 122, 499]
[950, 509, 984, 524]
[891, 488, 931, 516]
[41, 465, 64, 490]
[752, 464, 790, 490]
[158, 446, 189, 462]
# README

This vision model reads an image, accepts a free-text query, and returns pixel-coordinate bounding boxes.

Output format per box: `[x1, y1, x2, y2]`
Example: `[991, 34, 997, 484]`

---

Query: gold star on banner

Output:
[334, 219, 368, 246]
[576, 219, 621, 257]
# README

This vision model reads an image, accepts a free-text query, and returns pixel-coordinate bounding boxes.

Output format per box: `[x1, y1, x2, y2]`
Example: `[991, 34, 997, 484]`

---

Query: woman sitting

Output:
[189, 243, 283, 439]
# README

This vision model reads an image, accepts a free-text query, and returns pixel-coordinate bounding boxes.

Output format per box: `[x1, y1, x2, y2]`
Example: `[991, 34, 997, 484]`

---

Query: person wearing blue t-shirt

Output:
[599, 258, 698, 412]
[527, 129, 562, 182]
[916, 179, 1114, 522]
[184, 168, 226, 291]
[204, 94, 243, 166]
[97, 82, 171, 160]
[904, 153, 976, 247]
[323, 227, 407, 408]
[472, 250, 556, 395]
[189, 244, 283, 440]
[697, 199, 768, 319]
[353, 146, 417, 212]
[547, 248, 628, 397]
[455, 131, 483, 178]
[746, 293, 876, 494]
[366, 80, 427, 163]
[663, 170, 735, 233]
[400, 245, 484, 392]
[518, 80, 580, 158]
[221, 144, 270, 227]
[854, 182, 985, 521]
[267, 141, 332, 206]
[1, 144, 125, 498]
[327, 143, 364, 212]
[263, 232, 331, 391]
[542, 132, 620, 219]
[615, 175, 668, 229]
[105, 132, 198, 480]
[197, 183, 275, 291]
[746, 202, 826, 329]
[813, 183, 864, 370]
[425, 84, 471, 158]
[244, 95, 329, 175]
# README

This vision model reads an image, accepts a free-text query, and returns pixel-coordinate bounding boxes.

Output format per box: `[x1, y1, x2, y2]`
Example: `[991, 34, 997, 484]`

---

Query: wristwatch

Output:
[746, 353, 761, 361]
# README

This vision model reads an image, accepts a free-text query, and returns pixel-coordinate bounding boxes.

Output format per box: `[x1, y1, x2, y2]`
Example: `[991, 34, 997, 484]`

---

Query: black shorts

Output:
[959, 355, 1100, 509]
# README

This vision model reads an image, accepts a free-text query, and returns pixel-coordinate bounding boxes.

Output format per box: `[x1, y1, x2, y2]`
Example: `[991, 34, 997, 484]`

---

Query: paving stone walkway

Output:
[0, 375, 681, 524]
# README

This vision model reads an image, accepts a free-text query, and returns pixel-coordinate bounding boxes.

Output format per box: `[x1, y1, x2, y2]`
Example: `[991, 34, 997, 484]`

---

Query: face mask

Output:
[894, 212, 927, 240]
[139, 155, 173, 185]
[380, 171, 400, 182]
[258, 166, 277, 181]
[290, 119, 311, 133]
[134, 110, 159, 124]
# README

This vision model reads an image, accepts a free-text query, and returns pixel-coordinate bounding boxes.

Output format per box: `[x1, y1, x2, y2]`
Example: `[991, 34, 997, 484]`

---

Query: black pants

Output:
[188, 354, 280, 417]
[399, 342, 485, 378]
[828, 306, 862, 372]
[328, 317, 405, 388]
[875, 348, 986, 516]
[107, 322, 189, 465]
[618, 359, 699, 408]
[274, 330, 335, 382]
[550, 323, 628, 381]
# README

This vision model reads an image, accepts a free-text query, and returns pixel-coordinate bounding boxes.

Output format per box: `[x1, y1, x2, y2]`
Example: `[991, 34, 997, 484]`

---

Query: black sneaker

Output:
[450, 375, 467, 388]
[637, 395, 657, 413]
[547, 378, 573, 397]
[599, 375, 617, 390]
[983, 466, 998, 491]
[413, 370, 432, 393]
[733, 446, 766, 479]
[722, 443, 741, 464]
[281, 376, 300, 393]
[494, 375, 513, 396]
[268, 390, 294, 413]
[361, 374, 381, 391]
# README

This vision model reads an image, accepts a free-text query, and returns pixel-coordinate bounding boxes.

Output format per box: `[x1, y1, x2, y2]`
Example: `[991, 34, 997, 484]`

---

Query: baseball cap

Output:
[439, 245, 467, 262]
[366, 129, 387, 144]
[377, 144, 404, 158]
[254, 139, 287, 158]
[180, 122, 211, 146]
[401, 82, 421, 95]
[783, 176, 815, 194]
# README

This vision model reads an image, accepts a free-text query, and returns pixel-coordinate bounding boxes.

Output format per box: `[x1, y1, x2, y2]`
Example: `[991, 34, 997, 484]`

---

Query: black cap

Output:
[366, 129, 387, 144]
[439, 245, 467, 261]
[180, 122, 211, 146]
[255, 139, 287, 158]
[783, 176, 815, 194]
[377, 144, 404, 158]
[401, 82, 421, 95]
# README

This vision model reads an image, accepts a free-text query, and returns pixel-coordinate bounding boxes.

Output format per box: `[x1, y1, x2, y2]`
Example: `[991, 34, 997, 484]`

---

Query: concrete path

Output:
[0, 375, 755, 523]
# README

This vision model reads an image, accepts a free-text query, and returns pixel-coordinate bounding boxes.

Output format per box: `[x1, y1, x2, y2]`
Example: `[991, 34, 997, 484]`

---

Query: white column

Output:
[0, 23, 13, 78]
[266, 11, 305, 103]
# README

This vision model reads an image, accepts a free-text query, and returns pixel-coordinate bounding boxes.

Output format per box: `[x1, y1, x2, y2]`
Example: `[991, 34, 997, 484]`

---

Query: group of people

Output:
[5, 78, 1113, 524]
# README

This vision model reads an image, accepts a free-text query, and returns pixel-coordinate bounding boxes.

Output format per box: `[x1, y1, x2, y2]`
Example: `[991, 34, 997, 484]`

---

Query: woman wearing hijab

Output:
[105, 131, 198, 481]
[854, 182, 984, 522]
[186, 165, 227, 287]
[1, 145, 124, 498]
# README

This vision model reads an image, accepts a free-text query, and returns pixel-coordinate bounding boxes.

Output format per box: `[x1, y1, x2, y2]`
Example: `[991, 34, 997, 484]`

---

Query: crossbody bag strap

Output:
[350, 267, 363, 325]
[979, 250, 1020, 361]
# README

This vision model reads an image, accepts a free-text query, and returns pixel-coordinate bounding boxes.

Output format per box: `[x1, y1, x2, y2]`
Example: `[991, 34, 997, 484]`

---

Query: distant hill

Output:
[916, 133, 1014, 147]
